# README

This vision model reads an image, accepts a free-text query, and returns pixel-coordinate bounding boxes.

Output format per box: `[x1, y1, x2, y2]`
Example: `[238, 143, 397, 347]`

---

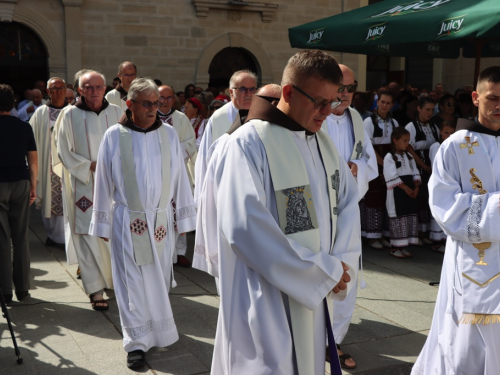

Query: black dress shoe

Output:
[127, 350, 145, 369]
[15, 291, 29, 301]
[2, 294, 13, 304]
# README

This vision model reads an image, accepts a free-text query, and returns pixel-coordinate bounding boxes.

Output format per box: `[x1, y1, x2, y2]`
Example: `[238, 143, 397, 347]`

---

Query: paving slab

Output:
[0, 207, 443, 374]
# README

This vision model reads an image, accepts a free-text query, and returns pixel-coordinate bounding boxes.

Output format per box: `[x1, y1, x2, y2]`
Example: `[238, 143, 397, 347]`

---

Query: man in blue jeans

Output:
[0, 84, 38, 303]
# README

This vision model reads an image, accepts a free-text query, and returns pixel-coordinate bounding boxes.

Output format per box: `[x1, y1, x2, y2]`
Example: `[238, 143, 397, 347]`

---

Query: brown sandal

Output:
[336, 344, 356, 369]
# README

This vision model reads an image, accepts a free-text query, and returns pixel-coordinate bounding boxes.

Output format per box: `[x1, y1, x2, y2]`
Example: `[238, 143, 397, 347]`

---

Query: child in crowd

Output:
[384, 127, 421, 258]
[428, 121, 456, 253]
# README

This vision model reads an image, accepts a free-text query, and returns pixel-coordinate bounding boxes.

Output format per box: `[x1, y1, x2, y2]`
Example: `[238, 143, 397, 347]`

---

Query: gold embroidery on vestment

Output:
[459, 313, 500, 325]
[462, 272, 500, 288]
[460, 136, 480, 154]
[470, 168, 488, 195]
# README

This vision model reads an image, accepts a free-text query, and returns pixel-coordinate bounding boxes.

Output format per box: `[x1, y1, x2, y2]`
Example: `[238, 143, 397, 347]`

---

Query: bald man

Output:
[29, 78, 69, 246]
[54, 71, 123, 311]
[194, 70, 257, 203]
[18, 89, 44, 121]
[157, 85, 197, 267]
[323, 64, 377, 369]
[193, 85, 282, 293]
[105, 61, 137, 112]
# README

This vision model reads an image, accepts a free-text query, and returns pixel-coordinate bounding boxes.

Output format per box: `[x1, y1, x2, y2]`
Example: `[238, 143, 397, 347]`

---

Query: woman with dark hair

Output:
[176, 91, 186, 107]
[431, 94, 457, 128]
[393, 95, 418, 128]
[184, 84, 195, 99]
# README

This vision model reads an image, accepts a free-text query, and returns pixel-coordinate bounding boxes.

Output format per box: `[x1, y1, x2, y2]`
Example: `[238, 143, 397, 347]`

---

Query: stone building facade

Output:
[1, 0, 499, 94]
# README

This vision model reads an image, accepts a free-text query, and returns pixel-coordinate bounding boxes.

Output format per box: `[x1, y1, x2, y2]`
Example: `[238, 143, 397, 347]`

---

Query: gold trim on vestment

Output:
[459, 313, 500, 325]
[462, 272, 500, 288]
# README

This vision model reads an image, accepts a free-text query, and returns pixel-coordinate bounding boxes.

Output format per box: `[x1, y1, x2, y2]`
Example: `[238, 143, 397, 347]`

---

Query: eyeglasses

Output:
[131, 99, 161, 109]
[292, 84, 342, 110]
[159, 96, 173, 103]
[82, 85, 105, 92]
[338, 84, 358, 93]
[121, 73, 136, 79]
[232, 86, 257, 95]
[49, 87, 66, 92]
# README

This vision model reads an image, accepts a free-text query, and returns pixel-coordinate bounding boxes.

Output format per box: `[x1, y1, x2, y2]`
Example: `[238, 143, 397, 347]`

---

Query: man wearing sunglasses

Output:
[210, 50, 360, 375]
[105, 61, 138, 112]
[324, 64, 378, 370]
[90, 78, 196, 369]
[195, 70, 257, 202]
[53, 71, 123, 312]
[157, 85, 197, 268]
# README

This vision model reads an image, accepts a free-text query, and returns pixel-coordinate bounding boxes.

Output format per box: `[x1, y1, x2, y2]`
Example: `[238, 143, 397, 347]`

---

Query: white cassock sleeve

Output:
[363, 117, 375, 141]
[54, 110, 92, 184]
[88, 132, 114, 239]
[429, 141, 500, 243]
[176, 113, 197, 163]
[17, 103, 31, 121]
[194, 116, 214, 203]
[350, 130, 378, 199]
[216, 136, 355, 310]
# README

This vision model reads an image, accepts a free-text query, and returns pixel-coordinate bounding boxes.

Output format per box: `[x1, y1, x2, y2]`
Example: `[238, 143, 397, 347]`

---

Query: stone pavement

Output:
[0, 207, 443, 374]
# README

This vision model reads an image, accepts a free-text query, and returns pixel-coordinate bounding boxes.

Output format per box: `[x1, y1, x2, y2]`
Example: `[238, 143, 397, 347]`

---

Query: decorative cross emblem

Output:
[130, 218, 148, 235]
[354, 141, 363, 159]
[154, 226, 167, 242]
[75, 196, 93, 212]
[331, 170, 340, 215]
[460, 136, 479, 154]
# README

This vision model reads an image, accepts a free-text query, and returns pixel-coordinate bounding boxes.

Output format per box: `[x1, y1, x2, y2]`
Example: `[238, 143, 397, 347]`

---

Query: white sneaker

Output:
[381, 239, 392, 248]
[370, 240, 383, 249]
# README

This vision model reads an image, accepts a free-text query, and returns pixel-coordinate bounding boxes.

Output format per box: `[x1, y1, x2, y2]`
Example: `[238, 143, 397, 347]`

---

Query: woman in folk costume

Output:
[428, 121, 455, 253]
[405, 97, 440, 245]
[361, 91, 398, 249]
[384, 127, 421, 258]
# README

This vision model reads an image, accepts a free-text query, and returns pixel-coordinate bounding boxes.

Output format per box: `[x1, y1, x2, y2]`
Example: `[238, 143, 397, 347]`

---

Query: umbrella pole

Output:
[474, 40, 484, 89]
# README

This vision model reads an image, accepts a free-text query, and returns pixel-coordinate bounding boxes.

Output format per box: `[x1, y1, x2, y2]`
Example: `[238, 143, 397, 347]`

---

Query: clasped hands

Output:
[332, 262, 351, 294]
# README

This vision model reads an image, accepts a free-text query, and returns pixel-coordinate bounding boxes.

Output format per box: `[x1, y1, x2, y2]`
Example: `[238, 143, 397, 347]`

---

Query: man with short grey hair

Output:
[105, 61, 137, 112]
[90, 77, 196, 369]
[53, 71, 123, 311]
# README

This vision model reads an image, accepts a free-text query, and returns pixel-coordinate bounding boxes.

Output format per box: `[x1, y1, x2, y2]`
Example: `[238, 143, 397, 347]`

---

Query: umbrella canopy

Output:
[289, 0, 500, 61]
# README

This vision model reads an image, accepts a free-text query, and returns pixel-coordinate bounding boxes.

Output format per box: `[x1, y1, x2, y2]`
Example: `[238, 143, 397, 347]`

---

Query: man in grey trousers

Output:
[0, 84, 38, 303]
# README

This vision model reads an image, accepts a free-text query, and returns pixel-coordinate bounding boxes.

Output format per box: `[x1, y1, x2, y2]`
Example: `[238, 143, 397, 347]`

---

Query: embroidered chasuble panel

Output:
[449, 130, 500, 316]
[276, 185, 318, 235]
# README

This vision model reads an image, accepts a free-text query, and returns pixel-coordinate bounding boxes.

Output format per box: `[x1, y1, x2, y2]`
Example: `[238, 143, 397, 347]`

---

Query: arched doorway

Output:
[0, 22, 48, 95]
[208, 47, 260, 89]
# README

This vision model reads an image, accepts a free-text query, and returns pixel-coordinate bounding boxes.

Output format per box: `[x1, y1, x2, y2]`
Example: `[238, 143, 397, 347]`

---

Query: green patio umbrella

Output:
[288, 0, 500, 86]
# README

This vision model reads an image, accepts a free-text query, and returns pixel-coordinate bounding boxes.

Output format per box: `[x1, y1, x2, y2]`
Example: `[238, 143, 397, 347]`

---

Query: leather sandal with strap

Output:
[336, 344, 357, 369]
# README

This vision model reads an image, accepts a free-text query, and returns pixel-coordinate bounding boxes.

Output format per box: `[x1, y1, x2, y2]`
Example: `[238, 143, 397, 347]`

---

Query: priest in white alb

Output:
[53, 71, 123, 310]
[193, 84, 281, 291]
[194, 70, 256, 203]
[30, 77, 68, 246]
[157, 85, 197, 267]
[412, 67, 500, 375]
[323, 63, 377, 369]
[89, 78, 196, 369]
[211, 50, 361, 375]
[105, 61, 137, 112]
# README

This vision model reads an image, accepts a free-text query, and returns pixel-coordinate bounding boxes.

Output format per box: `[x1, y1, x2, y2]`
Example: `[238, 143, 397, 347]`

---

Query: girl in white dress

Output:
[384, 127, 421, 258]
